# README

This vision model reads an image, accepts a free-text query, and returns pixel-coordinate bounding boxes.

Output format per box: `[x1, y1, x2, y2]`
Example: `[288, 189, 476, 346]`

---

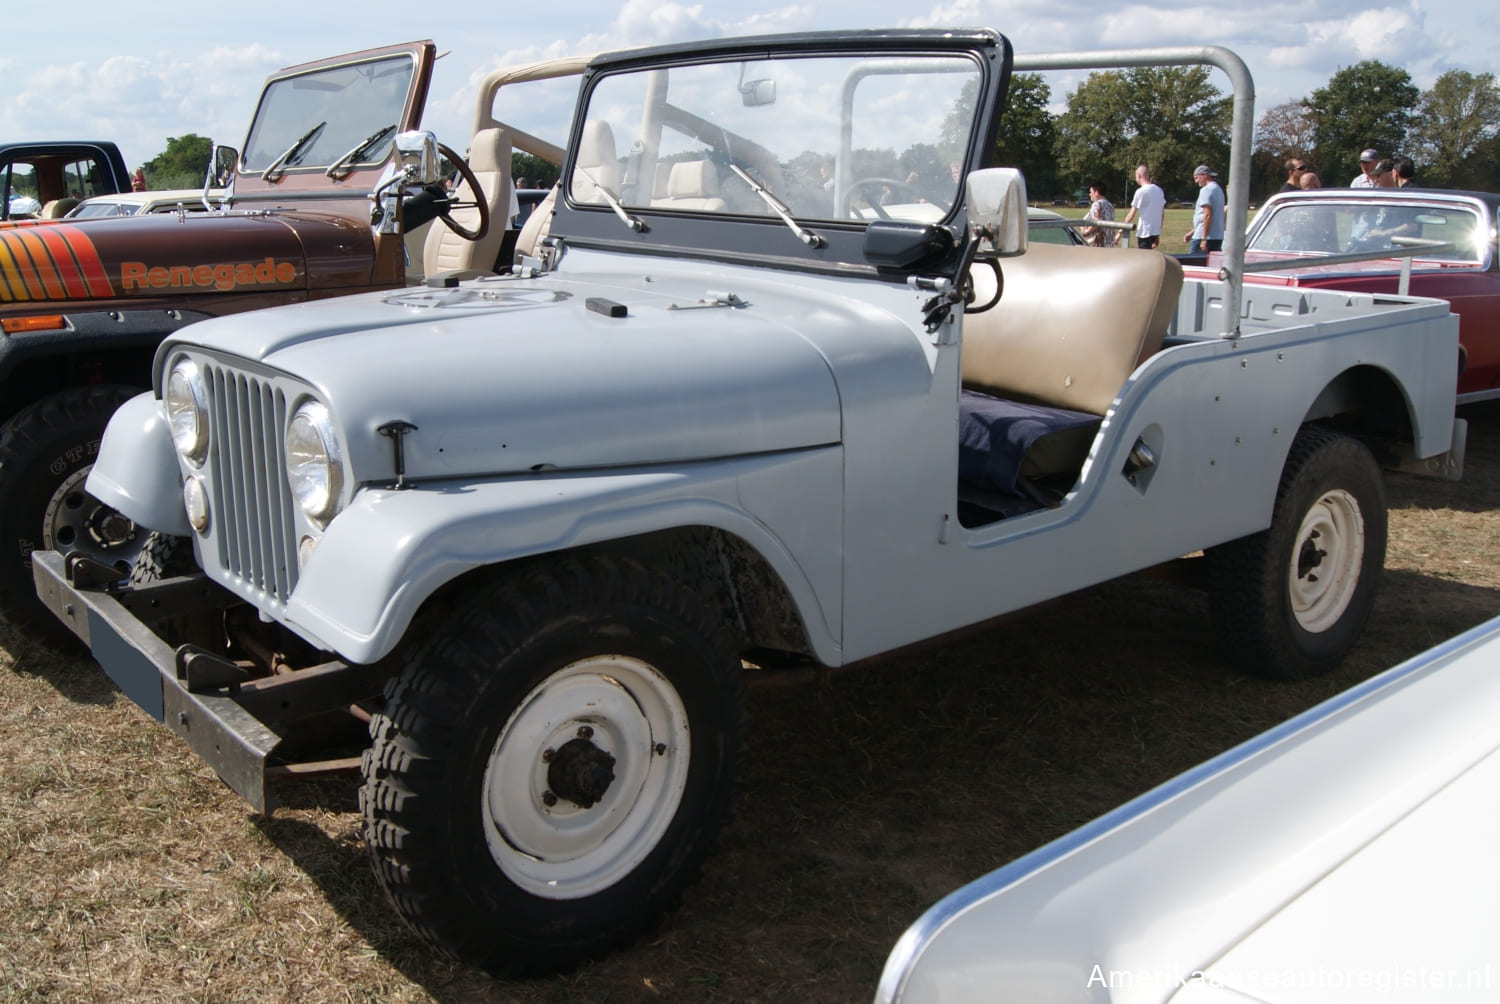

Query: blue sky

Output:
[4, 0, 1493, 172]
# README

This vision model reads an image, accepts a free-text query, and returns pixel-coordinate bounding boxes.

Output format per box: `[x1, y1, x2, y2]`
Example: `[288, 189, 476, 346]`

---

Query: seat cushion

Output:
[959, 389, 1100, 494]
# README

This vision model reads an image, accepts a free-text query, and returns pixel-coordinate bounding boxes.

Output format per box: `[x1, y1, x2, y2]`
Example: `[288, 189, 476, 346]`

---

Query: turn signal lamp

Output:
[1, 315, 66, 334]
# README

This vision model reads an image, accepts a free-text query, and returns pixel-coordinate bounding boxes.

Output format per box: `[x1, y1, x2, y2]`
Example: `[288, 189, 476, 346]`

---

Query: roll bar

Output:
[1014, 47, 1254, 336]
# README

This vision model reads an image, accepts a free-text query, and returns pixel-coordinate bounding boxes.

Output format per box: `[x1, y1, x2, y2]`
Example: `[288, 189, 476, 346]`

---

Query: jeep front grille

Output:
[204, 363, 300, 605]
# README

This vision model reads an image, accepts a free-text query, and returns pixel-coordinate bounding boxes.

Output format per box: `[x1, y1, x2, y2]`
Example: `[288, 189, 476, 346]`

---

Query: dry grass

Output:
[4, 403, 1500, 1003]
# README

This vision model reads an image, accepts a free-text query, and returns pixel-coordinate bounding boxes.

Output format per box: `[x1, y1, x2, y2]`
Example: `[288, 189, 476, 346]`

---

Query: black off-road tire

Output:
[129, 532, 197, 584]
[360, 555, 745, 976]
[0, 385, 143, 637]
[1206, 427, 1386, 680]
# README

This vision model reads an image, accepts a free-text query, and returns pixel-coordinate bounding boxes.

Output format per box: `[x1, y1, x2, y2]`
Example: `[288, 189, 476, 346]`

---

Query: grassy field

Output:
[1043, 203, 1202, 253]
[3, 403, 1498, 1003]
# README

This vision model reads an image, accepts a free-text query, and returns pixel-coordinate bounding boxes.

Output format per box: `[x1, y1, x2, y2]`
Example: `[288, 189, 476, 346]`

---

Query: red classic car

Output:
[1191, 189, 1500, 403]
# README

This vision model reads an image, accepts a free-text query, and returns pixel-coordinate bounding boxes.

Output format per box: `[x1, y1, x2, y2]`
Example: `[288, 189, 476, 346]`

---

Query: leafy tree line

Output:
[977, 63, 1500, 204]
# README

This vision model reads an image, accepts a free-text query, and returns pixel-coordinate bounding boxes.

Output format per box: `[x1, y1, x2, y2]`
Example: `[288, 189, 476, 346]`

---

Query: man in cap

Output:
[1183, 164, 1225, 254]
[1350, 149, 1380, 188]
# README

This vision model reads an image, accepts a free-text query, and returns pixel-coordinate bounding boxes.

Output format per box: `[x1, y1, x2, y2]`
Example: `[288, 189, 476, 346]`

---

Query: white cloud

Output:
[2, 0, 1496, 171]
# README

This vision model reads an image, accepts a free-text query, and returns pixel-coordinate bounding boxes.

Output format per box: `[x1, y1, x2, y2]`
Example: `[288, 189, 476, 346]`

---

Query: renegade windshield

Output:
[570, 52, 981, 228]
[241, 53, 417, 174]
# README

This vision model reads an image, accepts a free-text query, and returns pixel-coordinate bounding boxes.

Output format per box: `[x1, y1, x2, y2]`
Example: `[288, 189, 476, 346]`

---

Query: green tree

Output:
[994, 73, 1058, 199]
[1304, 61, 1418, 185]
[1409, 70, 1500, 188]
[511, 152, 558, 190]
[1253, 101, 1318, 198]
[143, 134, 213, 189]
[1055, 67, 1230, 201]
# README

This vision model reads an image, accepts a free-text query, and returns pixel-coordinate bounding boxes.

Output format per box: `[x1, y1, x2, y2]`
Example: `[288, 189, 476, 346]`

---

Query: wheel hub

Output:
[1297, 530, 1326, 580]
[44, 467, 142, 572]
[546, 737, 616, 808]
[1289, 490, 1364, 634]
[480, 655, 692, 900]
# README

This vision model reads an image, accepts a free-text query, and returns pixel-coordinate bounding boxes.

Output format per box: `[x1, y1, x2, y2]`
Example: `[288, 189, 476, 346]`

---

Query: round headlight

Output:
[165, 360, 208, 463]
[286, 400, 344, 522]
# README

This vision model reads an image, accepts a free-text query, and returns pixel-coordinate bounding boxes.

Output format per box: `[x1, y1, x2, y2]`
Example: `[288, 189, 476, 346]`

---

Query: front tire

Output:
[1207, 427, 1386, 680]
[0, 385, 143, 636]
[360, 556, 744, 975]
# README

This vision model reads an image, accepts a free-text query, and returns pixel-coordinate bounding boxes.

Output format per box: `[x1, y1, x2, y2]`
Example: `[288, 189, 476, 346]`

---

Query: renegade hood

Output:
[0, 212, 377, 304]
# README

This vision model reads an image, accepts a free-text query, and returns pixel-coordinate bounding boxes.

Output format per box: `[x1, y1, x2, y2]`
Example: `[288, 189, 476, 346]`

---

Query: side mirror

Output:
[393, 131, 442, 187]
[966, 168, 1028, 257]
[203, 143, 238, 210]
[206, 144, 238, 187]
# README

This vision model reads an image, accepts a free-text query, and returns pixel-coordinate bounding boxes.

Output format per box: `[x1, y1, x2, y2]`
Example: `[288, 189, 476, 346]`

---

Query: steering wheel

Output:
[434, 142, 490, 242]
[841, 177, 950, 220]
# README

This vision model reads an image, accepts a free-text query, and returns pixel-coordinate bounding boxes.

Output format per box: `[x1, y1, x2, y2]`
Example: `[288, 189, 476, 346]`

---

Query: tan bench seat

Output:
[958, 243, 1183, 499]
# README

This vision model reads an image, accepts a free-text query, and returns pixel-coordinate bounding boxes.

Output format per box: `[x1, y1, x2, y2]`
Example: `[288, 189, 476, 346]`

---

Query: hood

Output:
[0, 211, 376, 305]
[163, 271, 846, 480]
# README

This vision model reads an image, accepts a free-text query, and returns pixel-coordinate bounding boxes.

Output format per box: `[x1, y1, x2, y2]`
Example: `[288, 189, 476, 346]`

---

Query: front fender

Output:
[279, 447, 844, 666]
[85, 392, 192, 537]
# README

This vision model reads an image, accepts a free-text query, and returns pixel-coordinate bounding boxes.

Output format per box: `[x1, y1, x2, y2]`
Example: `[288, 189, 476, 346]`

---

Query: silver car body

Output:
[877, 612, 1500, 1003]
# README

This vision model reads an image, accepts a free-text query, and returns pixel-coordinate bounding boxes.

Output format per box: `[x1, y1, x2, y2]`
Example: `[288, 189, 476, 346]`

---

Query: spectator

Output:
[1350, 149, 1379, 188]
[1183, 164, 1225, 254]
[1279, 158, 1307, 193]
[1079, 180, 1117, 247]
[1123, 164, 1164, 249]
[1373, 159, 1397, 188]
[131, 167, 147, 192]
[1392, 157, 1416, 187]
[515, 176, 530, 190]
[1298, 170, 1322, 190]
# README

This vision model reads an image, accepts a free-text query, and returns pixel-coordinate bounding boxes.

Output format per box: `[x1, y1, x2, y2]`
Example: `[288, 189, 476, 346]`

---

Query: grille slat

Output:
[203, 362, 299, 605]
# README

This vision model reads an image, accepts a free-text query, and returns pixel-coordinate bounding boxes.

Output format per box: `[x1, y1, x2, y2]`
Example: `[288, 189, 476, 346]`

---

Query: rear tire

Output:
[360, 555, 744, 975]
[1207, 427, 1386, 680]
[0, 385, 143, 638]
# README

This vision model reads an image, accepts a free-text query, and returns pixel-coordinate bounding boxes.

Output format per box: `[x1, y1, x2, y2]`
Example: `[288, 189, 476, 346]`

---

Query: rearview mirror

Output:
[741, 78, 776, 106]
[737, 62, 775, 106]
[966, 167, 1028, 256]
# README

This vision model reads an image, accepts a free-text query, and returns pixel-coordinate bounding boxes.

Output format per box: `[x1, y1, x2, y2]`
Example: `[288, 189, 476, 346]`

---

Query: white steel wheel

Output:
[480, 654, 691, 899]
[361, 556, 744, 976]
[1206, 427, 1386, 681]
[1287, 487, 1365, 634]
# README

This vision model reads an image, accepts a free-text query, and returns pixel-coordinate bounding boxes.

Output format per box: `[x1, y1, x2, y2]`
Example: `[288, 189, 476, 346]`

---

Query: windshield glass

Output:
[572, 53, 980, 224]
[1249, 201, 1485, 265]
[241, 54, 416, 173]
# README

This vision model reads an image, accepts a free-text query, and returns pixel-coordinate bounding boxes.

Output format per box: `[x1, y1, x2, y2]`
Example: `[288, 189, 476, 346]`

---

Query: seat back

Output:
[515, 185, 558, 263]
[653, 160, 726, 212]
[961, 243, 1184, 415]
[423, 127, 514, 277]
[569, 120, 621, 204]
[42, 197, 80, 219]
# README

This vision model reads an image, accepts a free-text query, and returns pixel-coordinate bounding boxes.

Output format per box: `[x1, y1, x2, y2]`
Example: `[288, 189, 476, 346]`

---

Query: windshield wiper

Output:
[263, 121, 327, 181]
[730, 164, 824, 249]
[575, 167, 646, 232]
[325, 124, 396, 179]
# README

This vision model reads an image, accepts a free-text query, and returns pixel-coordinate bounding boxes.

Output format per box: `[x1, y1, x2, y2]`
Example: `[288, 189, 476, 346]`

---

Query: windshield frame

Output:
[240, 46, 427, 178]
[548, 30, 1010, 279]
